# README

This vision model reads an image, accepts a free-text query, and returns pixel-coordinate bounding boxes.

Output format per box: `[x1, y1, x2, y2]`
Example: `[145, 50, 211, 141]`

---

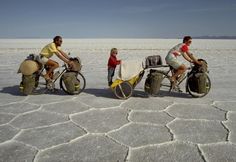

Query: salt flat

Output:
[0, 39, 236, 162]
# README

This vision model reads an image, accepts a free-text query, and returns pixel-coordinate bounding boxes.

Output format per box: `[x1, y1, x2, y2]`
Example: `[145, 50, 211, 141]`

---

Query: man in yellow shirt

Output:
[39, 36, 74, 81]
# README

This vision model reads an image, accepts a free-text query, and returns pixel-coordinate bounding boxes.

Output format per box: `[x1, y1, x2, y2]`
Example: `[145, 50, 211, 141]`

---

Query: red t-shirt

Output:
[181, 44, 189, 52]
[108, 55, 121, 68]
[172, 43, 189, 57]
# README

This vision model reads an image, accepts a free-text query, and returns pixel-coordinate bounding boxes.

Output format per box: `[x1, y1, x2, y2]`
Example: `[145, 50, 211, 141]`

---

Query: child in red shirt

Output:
[107, 48, 121, 86]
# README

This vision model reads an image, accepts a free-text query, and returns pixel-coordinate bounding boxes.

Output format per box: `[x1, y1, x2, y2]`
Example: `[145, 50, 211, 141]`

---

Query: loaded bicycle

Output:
[155, 59, 211, 98]
[110, 55, 211, 99]
[18, 54, 86, 95]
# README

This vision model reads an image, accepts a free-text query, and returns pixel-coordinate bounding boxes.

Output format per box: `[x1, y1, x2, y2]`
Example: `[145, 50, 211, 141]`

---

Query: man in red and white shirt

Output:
[165, 36, 200, 84]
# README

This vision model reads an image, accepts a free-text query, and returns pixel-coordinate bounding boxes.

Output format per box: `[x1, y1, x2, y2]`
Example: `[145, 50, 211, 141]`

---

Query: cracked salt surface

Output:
[1, 39, 236, 161]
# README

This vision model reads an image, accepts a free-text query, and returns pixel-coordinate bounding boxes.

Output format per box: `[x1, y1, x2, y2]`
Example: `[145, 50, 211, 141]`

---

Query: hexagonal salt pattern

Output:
[35, 135, 128, 162]
[71, 108, 128, 133]
[0, 102, 40, 114]
[1, 42, 236, 161]
[42, 100, 91, 115]
[108, 123, 171, 147]
[0, 93, 26, 106]
[223, 121, 236, 143]
[76, 94, 123, 109]
[122, 98, 173, 111]
[200, 143, 236, 162]
[129, 111, 174, 125]
[15, 122, 86, 149]
[129, 141, 204, 162]
[24, 95, 72, 105]
[10, 110, 68, 129]
[0, 125, 20, 143]
[214, 101, 236, 111]
[227, 111, 236, 122]
[168, 119, 228, 144]
[0, 113, 15, 124]
[166, 104, 226, 121]
[0, 141, 37, 162]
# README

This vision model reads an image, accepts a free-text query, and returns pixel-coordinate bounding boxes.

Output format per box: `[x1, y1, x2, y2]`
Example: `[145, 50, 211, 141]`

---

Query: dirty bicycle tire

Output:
[60, 72, 86, 95]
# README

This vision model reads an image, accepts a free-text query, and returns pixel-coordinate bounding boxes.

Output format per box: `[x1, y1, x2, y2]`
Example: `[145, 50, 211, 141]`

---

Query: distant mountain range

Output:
[193, 36, 236, 39]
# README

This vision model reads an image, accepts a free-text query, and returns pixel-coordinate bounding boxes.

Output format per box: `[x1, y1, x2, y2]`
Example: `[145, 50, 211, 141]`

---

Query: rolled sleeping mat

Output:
[18, 60, 40, 75]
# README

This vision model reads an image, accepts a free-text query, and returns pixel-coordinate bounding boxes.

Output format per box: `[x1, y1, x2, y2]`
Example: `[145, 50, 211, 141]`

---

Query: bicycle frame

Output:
[36, 63, 68, 90]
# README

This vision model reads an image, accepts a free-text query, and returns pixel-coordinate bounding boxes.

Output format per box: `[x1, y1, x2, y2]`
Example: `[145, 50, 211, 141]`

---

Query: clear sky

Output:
[0, 0, 235, 38]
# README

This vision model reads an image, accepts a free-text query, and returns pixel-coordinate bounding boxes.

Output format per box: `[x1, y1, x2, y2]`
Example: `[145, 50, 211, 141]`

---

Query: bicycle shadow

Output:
[0, 85, 25, 96]
[158, 90, 192, 98]
[83, 88, 191, 99]
[0, 85, 68, 96]
[83, 88, 116, 99]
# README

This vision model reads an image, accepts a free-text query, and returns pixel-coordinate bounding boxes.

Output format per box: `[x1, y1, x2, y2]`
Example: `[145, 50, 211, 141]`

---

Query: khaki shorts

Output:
[37, 55, 49, 65]
[165, 56, 181, 69]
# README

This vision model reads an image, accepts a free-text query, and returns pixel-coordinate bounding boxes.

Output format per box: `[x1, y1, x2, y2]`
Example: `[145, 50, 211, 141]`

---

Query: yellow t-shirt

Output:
[40, 42, 61, 58]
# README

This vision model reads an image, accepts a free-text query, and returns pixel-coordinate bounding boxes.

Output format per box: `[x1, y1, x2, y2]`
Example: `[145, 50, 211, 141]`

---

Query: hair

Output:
[53, 36, 62, 43]
[110, 48, 118, 55]
[183, 36, 192, 43]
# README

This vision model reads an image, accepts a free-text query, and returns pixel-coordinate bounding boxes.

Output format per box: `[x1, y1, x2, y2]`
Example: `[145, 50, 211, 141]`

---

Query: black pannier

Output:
[188, 59, 208, 94]
[144, 69, 163, 96]
[145, 55, 163, 68]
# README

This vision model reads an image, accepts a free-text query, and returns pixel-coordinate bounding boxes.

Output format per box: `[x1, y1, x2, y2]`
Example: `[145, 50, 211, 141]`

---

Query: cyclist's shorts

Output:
[37, 55, 49, 64]
[165, 56, 181, 69]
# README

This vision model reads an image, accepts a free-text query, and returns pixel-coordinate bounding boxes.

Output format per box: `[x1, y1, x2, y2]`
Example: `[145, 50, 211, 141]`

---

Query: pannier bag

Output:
[18, 60, 40, 75]
[188, 73, 207, 93]
[62, 72, 80, 93]
[188, 74, 198, 92]
[145, 55, 163, 68]
[192, 59, 208, 73]
[21, 74, 36, 95]
[69, 57, 82, 72]
[144, 69, 163, 95]
[195, 73, 207, 93]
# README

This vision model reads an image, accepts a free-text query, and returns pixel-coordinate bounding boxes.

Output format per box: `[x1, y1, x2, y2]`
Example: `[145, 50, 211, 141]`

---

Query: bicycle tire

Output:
[186, 73, 211, 98]
[60, 72, 86, 95]
[114, 81, 133, 99]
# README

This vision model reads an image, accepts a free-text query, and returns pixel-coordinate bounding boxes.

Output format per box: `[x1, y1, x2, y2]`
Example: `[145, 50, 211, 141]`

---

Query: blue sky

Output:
[0, 0, 235, 38]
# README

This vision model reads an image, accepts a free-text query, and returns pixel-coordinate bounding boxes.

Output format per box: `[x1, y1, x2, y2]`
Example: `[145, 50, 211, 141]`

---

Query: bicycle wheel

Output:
[159, 73, 172, 94]
[60, 72, 86, 95]
[186, 73, 211, 98]
[114, 81, 133, 99]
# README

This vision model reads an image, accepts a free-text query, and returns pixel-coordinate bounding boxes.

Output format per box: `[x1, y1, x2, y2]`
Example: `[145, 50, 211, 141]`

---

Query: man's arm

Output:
[182, 52, 193, 63]
[185, 51, 201, 65]
[54, 51, 70, 64]
[58, 49, 70, 60]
